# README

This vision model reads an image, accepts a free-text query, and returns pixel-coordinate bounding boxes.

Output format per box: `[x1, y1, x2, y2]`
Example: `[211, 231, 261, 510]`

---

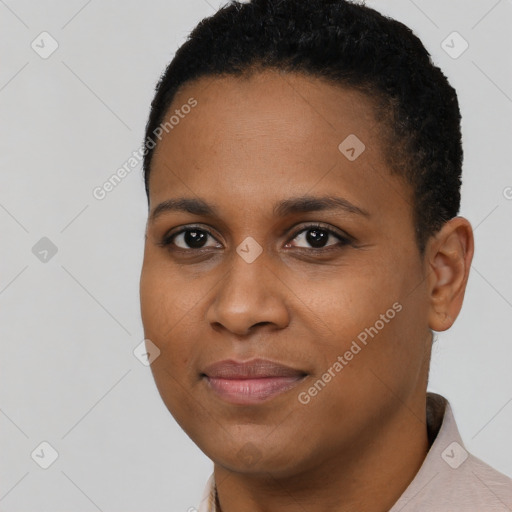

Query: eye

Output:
[158, 223, 352, 253]
[159, 226, 221, 250]
[285, 223, 351, 250]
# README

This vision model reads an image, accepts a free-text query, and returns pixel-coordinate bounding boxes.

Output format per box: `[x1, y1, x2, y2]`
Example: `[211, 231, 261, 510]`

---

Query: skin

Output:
[139, 69, 474, 512]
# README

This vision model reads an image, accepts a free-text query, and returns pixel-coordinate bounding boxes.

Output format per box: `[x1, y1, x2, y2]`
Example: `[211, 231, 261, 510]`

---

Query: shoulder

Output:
[461, 453, 512, 509]
[390, 392, 512, 511]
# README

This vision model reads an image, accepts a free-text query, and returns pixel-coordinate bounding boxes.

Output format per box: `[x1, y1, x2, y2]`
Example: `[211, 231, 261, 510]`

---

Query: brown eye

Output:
[286, 224, 351, 250]
[160, 227, 222, 250]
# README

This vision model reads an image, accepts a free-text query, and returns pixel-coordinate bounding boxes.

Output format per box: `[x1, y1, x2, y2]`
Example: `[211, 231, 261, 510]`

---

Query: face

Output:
[139, 70, 433, 477]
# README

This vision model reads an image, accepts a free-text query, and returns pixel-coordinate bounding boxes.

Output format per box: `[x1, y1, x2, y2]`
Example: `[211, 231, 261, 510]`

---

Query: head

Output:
[139, 0, 473, 477]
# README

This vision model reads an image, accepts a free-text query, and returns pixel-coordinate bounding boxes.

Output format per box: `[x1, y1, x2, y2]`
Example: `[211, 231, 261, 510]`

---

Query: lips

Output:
[202, 358, 307, 404]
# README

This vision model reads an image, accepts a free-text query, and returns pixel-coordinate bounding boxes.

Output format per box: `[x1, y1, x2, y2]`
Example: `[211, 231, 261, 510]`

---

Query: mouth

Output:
[201, 358, 308, 405]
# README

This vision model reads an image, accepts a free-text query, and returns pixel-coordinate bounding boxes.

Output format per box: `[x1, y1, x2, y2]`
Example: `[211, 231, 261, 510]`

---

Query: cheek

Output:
[140, 259, 194, 339]
[140, 264, 197, 420]
[299, 262, 401, 346]
[301, 257, 424, 385]
[140, 260, 205, 373]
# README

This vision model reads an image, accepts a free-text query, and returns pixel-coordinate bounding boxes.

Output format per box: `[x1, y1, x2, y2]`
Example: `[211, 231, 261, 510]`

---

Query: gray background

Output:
[0, 0, 511, 510]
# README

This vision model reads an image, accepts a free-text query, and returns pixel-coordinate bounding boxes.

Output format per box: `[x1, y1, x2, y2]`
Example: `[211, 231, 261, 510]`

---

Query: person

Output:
[138, 0, 512, 510]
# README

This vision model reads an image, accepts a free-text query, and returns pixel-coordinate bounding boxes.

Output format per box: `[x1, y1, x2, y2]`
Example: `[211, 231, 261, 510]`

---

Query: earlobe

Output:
[426, 217, 474, 332]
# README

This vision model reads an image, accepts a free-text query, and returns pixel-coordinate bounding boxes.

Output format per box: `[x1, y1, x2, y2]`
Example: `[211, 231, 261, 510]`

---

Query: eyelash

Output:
[158, 223, 353, 253]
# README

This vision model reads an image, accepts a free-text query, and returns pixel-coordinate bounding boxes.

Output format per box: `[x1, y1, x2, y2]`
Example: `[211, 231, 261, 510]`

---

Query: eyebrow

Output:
[149, 195, 370, 223]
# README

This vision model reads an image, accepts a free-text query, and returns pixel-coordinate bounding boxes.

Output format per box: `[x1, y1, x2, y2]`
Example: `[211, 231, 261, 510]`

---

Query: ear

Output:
[425, 216, 474, 332]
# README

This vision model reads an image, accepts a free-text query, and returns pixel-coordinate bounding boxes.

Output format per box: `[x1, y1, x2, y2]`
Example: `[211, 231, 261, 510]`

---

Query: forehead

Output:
[148, 70, 411, 223]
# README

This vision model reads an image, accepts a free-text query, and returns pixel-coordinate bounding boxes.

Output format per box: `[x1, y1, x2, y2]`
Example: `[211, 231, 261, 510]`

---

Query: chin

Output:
[204, 435, 309, 478]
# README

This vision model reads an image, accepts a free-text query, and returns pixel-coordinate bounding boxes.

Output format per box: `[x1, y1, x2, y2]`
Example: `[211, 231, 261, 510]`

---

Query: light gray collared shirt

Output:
[197, 392, 512, 511]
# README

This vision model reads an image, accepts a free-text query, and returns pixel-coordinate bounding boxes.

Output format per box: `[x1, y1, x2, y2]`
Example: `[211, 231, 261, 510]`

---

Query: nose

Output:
[205, 249, 290, 337]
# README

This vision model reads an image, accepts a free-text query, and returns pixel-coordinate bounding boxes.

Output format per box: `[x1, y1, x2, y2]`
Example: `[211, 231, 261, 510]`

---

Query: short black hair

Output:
[143, 0, 463, 255]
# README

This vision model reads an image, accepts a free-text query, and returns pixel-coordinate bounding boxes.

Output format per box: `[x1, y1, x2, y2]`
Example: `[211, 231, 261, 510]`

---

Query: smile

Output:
[202, 358, 308, 405]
